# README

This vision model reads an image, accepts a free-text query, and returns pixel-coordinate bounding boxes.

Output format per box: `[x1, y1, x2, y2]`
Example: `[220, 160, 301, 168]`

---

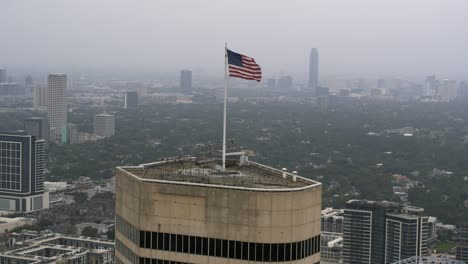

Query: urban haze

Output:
[0, 1, 467, 264]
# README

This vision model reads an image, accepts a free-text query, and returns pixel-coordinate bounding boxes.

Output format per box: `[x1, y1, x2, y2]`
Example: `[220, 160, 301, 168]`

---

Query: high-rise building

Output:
[457, 81, 468, 100]
[277, 76, 293, 90]
[115, 153, 322, 264]
[24, 117, 49, 148]
[180, 69, 192, 94]
[385, 206, 429, 263]
[47, 73, 67, 142]
[33, 86, 47, 108]
[456, 224, 468, 262]
[321, 208, 344, 233]
[0, 132, 48, 213]
[343, 200, 433, 264]
[0, 69, 6, 83]
[266, 78, 277, 89]
[66, 123, 78, 144]
[25, 75, 33, 86]
[124, 91, 138, 108]
[424, 75, 437, 99]
[94, 113, 115, 138]
[439, 79, 458, 102]
[378, 78, 385, 88]
[309, 48, 319, 92]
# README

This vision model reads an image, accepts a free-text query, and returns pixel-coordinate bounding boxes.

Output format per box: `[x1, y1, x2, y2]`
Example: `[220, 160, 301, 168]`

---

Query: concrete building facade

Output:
[47, 73, 67, 141]
[94, 113, 115, 138]
[115, 155, 322, 264]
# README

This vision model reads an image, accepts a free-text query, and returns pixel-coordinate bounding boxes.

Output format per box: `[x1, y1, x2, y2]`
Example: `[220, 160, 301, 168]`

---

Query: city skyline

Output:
[2, 1, 468, 80]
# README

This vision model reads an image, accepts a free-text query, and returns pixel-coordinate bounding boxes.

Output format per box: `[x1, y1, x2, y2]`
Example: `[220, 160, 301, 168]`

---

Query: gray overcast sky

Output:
[2, 0, 468, 80]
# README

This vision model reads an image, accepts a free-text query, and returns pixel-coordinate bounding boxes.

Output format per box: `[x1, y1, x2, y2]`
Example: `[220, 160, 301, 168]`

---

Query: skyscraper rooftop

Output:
[118, 155, 320, 191]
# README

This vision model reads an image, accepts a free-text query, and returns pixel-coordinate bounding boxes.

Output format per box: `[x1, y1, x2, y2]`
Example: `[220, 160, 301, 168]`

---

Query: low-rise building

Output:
[321, 232, 343, 264]
[0, 217, 36, 233]
[3, 231, 114, 263]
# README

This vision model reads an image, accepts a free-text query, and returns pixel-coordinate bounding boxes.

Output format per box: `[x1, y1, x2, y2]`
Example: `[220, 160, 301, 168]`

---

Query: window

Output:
[140, 231, 145, 248]
[228, 240, 235, 259]
[189, 236, 196, 254]
[222, 239, 228, 258]
[284, 243, 291, 261]
[152, 232, 157, 249]
[249, 242, 256, 261]
[145, 231, 151, 248]
[291, 242, 297, 260]
[271, 243, 278, 262]
[158, 233, 164, 250]
[176, 234, 183, 252]
[235, 241, 242, 259]
[201, 238, 208, 255]
[170, 234, 176, 252]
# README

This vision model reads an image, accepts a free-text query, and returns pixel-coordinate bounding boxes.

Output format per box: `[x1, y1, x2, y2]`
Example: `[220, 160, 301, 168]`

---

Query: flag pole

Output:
[222, 43, 228, 171]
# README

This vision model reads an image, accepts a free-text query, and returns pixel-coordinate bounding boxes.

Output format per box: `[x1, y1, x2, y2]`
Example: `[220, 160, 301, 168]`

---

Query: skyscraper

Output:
[0, 69, 6, 83]
[47, 73, 67, 142]
[343, 200, 433, 264]
[66, 123, 78, 144]
[24, 117, 49, 148]
[309, 48, 319, 92]
[33, 86, 47, 108]
[25, 75, 33, 86]
[180, 69, 192, 94]
[115, 153, 322, 263]
[0, 132, 48, 213]
[266, 78, 277, 89]
[94, 113, 115, 138]
[278, 76, 293, 90]
[124, 91, 138, 108]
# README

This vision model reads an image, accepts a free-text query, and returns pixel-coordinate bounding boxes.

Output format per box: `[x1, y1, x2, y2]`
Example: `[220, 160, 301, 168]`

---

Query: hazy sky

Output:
[2, 0, 468, 80]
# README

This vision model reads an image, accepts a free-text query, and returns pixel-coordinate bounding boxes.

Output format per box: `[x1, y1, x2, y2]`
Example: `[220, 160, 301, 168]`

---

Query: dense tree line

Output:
[1, 99, 467, 224]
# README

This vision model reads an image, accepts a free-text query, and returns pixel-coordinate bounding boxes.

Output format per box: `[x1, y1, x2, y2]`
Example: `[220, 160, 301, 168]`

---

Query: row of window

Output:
[116, 214, 140, 245]
[116, 239, 139, 264]
[116, 214, 321, 262]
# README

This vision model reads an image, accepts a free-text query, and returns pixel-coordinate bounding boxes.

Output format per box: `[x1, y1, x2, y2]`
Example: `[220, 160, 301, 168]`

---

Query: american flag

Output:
[227, 49, 262, 82]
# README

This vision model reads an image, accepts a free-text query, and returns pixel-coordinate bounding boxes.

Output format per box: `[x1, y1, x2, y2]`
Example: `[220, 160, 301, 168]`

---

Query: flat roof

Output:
[117, 157, 321, 192]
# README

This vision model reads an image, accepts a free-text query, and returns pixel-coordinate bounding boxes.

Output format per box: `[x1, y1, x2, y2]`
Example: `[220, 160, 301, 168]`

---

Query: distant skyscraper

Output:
[24, 117, 49, 148]
[124, 91, 138, 108]
[47, 73, 67, 142]
[266, 78, 277, 89]
[377, 78, 385, 88]
[424, 75, 437, 99]
[0, 132, 48, 213]
[25, 75, 33, 86]
[277, 76, 293, 90]
[343, 200, 433, 264]
[0, 69, 6, 83]
[458, 81, 468, 100]
[33, 86, 47, 108]
[66, 123, 78, 144]
[94, 113, 115, 138]
[180, 69, 192, 94]
[309, 48, 319, 92]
